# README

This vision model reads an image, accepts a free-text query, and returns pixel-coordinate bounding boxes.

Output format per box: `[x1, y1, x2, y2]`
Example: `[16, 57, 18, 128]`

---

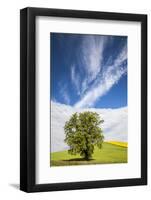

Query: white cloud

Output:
[74, 44, 127, 108]
[59, 84, 70, 104]
[70, 36, 106, 96]
[71, 64, 80, 95]
[79, 36, 107, 94]
[51, 101, 127, 152]
[82, 36, 106, 80]
[63, 92, 70, 105]
[114, 44, 127, 65]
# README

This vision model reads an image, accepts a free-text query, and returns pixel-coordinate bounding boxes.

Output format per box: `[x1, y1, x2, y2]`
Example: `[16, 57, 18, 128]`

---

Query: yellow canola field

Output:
[106, 141, 128, 148]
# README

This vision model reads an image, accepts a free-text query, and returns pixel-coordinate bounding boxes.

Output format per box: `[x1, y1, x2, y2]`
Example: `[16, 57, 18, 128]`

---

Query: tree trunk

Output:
[84, 135, 90, 160]
[84, 150, 90, 160]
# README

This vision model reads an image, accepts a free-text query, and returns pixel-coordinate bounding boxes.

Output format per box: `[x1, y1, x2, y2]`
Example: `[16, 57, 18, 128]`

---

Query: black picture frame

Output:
[20, 7, 147, 193]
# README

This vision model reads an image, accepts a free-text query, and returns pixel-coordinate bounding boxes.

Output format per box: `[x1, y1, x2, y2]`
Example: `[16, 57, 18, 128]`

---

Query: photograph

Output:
[20, 7, 147, 192]
[50, 33, 128, 167]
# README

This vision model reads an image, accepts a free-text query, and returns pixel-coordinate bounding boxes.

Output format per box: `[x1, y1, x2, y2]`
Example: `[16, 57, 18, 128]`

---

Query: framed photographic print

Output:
[20, 7, 147, 192]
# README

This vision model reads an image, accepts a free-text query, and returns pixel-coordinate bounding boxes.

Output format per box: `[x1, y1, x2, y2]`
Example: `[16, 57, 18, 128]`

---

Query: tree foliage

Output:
[64, 111, 104, 160]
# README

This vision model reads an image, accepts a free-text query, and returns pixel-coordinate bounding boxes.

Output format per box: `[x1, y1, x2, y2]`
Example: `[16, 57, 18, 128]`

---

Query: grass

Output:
[50, 142, 128, 167]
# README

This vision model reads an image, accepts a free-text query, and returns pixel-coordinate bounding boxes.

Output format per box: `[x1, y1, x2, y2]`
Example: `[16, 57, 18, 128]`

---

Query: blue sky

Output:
[51, 33, 127, 109]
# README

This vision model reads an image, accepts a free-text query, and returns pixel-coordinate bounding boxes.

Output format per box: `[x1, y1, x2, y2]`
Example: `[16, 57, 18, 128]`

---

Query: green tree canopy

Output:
[64, 111, 104, 160]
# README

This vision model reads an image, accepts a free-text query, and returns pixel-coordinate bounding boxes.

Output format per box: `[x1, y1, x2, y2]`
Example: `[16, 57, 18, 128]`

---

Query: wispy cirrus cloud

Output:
[59, 84, 70, 105]
[74, 43, 127, 108]
[80, 36, 107, 95]
[81, 35, 107, 82]
[57, 34, 127, 108]
[71, 64, 80, 95]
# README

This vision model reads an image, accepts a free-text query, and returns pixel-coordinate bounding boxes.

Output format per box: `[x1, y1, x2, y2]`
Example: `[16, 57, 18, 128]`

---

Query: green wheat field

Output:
[50, 141, 128, 167]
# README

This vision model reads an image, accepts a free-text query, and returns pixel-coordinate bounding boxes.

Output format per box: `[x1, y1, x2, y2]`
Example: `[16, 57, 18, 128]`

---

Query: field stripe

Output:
[105, 141, 128, 148]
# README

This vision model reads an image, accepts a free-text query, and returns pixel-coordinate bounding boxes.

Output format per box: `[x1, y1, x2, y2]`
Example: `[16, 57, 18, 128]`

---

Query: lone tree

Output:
[64, 111, 104, 160]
